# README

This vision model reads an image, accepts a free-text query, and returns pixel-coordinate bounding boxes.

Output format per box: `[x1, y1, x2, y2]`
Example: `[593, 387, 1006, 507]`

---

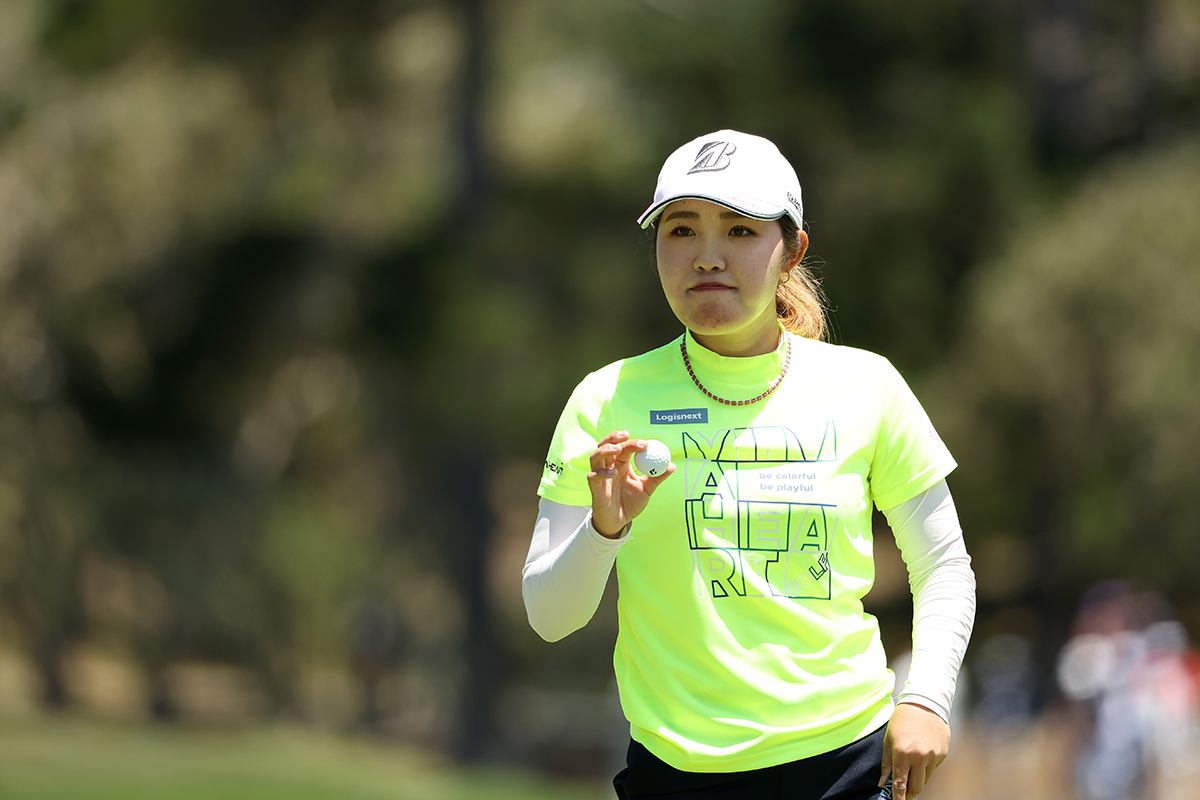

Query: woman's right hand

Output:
[587, 430, 675, 538]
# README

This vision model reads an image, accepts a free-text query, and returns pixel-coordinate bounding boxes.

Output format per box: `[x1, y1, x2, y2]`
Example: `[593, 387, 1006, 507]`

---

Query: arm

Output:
[525, 430, 676, 642]
[521, 499, 629, 642]
[887, 479, 976, 719]
[878, 479, 976, 799]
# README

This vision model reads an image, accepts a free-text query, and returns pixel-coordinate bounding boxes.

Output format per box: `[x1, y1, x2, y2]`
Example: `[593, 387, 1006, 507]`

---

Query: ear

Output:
[791, 230, 809, 268]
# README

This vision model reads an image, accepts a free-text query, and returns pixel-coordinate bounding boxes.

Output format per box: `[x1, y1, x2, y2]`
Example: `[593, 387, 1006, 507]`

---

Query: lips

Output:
[689, 282, 735, 291]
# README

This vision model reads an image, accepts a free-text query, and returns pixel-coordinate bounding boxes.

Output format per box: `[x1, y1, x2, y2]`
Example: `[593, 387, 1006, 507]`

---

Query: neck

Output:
[691, 323, 782, 358]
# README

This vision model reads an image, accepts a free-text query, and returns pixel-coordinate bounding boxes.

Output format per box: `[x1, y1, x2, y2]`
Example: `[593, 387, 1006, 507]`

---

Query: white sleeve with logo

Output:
[522, 499, 630, 642]
[883, 479, 976, 723]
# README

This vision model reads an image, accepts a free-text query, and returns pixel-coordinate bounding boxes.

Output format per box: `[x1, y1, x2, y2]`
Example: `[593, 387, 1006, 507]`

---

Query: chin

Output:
[682, 303, 740, 333]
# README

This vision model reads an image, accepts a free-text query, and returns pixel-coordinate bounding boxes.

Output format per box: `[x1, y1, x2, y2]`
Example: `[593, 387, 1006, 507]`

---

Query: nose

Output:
[694, 237, 725, 272]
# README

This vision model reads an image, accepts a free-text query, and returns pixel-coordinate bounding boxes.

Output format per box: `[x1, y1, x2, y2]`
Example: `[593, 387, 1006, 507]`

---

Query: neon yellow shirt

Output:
[538, 327, 957, 772]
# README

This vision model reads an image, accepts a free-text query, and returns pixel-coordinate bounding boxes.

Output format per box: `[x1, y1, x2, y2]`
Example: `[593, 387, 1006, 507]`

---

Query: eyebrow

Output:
[662, 209, 752, 222]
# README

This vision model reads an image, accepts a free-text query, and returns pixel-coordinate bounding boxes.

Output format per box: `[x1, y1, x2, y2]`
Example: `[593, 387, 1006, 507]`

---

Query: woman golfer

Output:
[523, 130, 975, 800]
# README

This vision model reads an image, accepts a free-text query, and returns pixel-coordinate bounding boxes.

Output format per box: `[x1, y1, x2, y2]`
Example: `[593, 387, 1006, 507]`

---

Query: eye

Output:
[729, 225, 755, 237]
[667, 224, 695, 237]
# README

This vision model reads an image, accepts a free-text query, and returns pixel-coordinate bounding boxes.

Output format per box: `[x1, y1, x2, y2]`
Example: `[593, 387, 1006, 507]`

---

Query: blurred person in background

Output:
[522, 131, 976, 800]
[1057, 582, 1200, 800]
[1136, 616, 1200, 790]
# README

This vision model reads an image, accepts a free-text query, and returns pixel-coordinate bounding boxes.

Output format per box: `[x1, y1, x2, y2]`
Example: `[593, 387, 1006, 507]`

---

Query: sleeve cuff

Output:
[586, 512, 632, 544]
[895, 692, 951, 725]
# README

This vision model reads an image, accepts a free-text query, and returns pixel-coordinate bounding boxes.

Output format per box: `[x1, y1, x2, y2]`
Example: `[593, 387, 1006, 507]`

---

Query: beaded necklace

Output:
[680, 333, 791, 406]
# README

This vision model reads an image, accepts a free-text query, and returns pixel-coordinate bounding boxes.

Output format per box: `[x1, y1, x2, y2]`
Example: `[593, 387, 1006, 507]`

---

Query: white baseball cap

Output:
[637, 130, 804, 229]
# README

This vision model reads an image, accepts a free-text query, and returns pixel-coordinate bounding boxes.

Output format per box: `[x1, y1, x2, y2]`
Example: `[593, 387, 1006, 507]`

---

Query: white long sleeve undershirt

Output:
[522, 479, 976, 723]
[881, 481, 976, 721]
[522, 500, 627, 643]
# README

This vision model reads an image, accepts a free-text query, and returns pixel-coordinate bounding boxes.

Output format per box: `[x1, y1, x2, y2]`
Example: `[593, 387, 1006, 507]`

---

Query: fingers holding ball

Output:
[589, 434, 675, 483]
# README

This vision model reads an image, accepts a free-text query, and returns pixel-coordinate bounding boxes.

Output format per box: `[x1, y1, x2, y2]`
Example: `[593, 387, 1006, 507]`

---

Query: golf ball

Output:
[634, 439, 672, 477]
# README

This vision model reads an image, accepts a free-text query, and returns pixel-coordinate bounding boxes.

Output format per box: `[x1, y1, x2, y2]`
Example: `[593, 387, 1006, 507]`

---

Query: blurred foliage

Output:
[0, 0, 1199, 775]
[936, 138, 1200, 603]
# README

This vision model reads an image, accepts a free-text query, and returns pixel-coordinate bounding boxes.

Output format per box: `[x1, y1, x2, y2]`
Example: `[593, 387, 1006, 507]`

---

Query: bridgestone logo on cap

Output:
[688, 141, 736, 174]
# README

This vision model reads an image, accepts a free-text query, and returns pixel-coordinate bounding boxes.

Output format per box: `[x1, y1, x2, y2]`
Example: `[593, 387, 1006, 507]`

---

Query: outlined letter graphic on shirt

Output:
[679, 424, 839, 602]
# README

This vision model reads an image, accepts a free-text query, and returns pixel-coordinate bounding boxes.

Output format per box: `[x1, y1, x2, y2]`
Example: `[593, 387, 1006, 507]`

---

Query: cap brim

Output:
[637, 195, 789, 229]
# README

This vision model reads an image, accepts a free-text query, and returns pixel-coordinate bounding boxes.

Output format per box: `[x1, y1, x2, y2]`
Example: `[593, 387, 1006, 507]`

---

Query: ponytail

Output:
[776, 216, 828, 341]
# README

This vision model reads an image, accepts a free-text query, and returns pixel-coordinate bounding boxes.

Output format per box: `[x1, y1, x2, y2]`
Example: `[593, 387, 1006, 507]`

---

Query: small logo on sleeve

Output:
[650, 408, 708, 425]
[544, 460, 564, 477]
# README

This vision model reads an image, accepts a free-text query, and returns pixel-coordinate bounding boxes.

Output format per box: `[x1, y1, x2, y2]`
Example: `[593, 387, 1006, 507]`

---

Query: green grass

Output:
[0, 716, 610, 800]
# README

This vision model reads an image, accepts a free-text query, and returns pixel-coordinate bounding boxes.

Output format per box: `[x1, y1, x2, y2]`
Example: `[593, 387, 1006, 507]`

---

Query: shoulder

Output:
[788, 335, 898, 377]
[571, 336, 684, 397]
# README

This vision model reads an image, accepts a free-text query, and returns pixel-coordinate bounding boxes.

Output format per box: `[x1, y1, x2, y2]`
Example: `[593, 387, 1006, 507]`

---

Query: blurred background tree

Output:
[0, 0, 1198, 782]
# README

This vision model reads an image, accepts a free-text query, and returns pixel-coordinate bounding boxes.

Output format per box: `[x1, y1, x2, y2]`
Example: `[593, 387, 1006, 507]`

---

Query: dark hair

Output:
[776, 215, 828, 341]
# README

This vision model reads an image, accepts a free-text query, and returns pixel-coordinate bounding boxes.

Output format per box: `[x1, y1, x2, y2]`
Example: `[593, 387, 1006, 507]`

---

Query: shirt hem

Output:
[873, 460, 957, 512]
[631, 696, 895, 773]
[538, 479, 591, 507]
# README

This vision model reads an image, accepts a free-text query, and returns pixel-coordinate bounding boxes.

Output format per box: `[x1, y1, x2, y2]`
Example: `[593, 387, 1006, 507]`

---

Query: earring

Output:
[779, 270, 791, 285]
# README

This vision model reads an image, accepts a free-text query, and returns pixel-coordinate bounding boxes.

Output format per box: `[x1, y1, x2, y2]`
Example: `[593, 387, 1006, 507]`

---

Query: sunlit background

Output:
[2, 0, 1200, 797]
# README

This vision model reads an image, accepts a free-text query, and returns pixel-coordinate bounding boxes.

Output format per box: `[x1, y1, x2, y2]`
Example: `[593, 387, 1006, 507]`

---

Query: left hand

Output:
[587, 431, 675, 538]
[879, 702, 950, 800]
